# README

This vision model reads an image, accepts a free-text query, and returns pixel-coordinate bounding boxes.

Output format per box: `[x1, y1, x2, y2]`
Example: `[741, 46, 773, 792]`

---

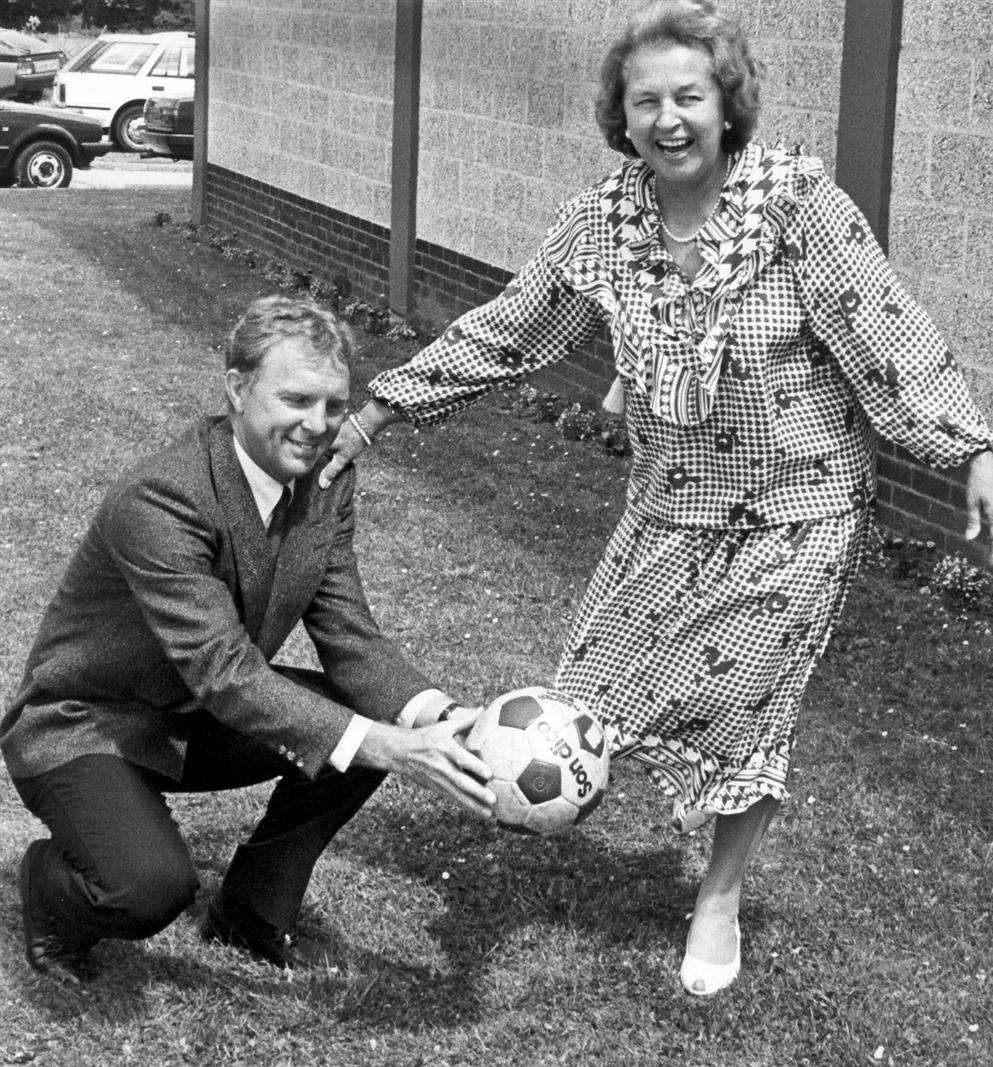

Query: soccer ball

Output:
[466, 686, 610, 835]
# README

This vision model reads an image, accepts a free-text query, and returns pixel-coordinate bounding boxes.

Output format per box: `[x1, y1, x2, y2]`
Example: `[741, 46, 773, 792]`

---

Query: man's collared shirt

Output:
[231, 433, 446, 771]
[232, 433, 291, 529]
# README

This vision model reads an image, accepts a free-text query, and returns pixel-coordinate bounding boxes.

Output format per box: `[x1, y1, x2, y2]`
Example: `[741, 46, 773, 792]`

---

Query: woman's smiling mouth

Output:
[656, 137, 694, 155]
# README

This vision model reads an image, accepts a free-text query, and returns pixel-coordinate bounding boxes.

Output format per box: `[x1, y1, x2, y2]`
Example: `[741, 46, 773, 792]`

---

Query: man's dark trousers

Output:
[14, 668, 385, 952]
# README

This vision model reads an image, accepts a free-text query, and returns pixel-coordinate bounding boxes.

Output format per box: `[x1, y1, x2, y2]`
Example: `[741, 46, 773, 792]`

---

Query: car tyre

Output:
[14, 141, 73, 188]
[113, 103, 145, 152]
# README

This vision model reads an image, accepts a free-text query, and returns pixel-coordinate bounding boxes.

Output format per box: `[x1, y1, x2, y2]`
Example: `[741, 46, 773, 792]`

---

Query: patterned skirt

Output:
[554, 506, 870, 832]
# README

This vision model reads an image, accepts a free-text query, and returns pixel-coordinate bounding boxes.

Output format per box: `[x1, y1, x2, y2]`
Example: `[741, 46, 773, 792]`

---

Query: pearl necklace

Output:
[658, 156, 733, 245]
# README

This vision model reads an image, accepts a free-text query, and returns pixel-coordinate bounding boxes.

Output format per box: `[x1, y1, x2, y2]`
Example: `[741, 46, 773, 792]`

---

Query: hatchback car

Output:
[0, 29, 66, 101]
[0, 98, 111, 187]
[53, 30, 193, 152]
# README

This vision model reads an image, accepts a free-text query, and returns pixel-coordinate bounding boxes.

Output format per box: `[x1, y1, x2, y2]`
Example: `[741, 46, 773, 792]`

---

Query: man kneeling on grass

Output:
[1, 294, 495, 986]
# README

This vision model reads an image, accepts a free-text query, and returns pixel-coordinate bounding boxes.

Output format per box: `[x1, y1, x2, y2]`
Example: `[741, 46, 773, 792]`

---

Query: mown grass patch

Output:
[0, 190, 990, 1066]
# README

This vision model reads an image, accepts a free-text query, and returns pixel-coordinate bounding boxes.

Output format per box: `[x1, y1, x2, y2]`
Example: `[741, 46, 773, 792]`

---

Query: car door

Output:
[63, 39, 158, 115]
[146, 42, 195, 101]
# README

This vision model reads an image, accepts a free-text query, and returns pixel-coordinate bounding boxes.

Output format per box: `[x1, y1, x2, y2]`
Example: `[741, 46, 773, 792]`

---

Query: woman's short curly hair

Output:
[595, 0, 762, 157]
[226, 294, 354, 377]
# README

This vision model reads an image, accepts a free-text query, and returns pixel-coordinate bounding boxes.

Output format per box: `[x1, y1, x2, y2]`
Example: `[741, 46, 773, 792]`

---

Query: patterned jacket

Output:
[370, 142, 991, 529]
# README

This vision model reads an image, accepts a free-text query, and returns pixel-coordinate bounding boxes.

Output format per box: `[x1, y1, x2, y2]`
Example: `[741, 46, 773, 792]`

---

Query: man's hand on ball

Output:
[357, 716, 495, 819]
[411, 701, 484, 729]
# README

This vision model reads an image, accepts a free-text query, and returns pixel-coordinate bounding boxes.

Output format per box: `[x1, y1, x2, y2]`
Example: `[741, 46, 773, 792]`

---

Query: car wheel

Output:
[113, 104, 145, 152]
[14, 141, 73, 189]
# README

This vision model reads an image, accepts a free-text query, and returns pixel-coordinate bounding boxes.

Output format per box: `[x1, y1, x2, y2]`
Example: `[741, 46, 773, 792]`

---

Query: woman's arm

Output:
[792, 178, 993, 554]
[319, 202, 606, 487]
[794, 177, 992, 470]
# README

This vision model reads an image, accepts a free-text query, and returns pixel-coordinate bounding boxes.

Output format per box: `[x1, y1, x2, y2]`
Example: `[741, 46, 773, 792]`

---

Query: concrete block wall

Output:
[205, 0, 846, 325]
[734, 0, 845, 169]
[209, 0, 395, 227]
[418, 0, 844, 276]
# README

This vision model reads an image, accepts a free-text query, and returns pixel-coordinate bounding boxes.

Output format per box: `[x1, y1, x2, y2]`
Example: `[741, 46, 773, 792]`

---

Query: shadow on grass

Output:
[1, 811, 705, 1030]
[316, 811, 695, 1027]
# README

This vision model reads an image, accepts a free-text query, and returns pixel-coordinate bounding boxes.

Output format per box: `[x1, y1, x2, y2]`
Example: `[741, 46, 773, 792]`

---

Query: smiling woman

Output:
[319, 0, 993, 999]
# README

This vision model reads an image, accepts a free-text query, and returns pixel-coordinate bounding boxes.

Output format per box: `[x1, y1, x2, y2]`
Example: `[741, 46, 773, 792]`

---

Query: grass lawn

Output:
[0, 189, 990, 1067]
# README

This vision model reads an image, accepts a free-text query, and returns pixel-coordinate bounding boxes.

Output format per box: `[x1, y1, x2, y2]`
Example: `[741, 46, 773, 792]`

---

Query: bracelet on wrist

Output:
[348, 411, 374, 448]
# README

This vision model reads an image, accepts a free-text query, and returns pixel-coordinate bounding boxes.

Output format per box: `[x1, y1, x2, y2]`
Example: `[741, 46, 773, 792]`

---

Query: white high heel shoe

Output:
[679, 917, 741, 997]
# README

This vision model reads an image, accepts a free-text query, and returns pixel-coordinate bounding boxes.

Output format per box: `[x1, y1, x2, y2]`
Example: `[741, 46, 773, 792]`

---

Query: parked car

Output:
[142, 93, 193, 160]
[0, 98, 111, 187]
[53, 30, 193, 152]
[0, 29, 67, 101]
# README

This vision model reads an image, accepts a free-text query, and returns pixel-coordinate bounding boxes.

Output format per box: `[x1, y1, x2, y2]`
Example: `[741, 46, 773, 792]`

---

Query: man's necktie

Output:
[267, 485, 292, 555]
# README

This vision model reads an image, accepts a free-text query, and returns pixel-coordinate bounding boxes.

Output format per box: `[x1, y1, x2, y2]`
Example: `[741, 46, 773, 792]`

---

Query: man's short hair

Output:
[225, 295, 354, 376]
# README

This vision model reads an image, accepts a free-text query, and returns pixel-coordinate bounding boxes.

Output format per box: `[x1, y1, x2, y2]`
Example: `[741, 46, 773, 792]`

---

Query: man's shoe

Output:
[19, 843, 94, 986]
[201, 897, 300, 969]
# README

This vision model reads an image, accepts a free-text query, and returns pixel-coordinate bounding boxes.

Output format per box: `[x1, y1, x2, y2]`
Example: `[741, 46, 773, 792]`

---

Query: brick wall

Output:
[203, 0, 993, 557]
[204, 164, 391, 305]
[875, 439, 976, 558]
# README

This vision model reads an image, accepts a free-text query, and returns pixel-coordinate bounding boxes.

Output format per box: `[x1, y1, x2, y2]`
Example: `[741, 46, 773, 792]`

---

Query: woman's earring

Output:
[724, 120, 732, 130]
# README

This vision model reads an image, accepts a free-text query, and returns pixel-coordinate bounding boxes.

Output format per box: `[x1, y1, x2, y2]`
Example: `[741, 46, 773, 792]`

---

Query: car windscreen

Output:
[71, 41, 156, 75]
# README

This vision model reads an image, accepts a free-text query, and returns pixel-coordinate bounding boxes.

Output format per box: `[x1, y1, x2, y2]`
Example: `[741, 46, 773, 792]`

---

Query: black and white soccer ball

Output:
[466, 686, 610, 835]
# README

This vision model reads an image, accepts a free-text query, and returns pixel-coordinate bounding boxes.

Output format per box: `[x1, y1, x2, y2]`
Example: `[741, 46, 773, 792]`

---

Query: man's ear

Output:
[225, 368, 248, 413]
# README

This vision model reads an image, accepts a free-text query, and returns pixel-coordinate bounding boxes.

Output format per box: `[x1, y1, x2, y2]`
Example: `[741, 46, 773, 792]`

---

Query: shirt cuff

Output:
[395, 688, 449, 728]
[328, 715, 374, 772]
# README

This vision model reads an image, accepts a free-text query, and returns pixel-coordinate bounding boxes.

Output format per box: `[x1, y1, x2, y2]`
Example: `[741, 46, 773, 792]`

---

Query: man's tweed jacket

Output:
[1, 416, 431, 782]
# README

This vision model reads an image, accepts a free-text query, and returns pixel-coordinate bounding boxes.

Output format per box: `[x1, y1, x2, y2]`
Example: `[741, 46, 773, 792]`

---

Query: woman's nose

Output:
[655, 99, 678, 130]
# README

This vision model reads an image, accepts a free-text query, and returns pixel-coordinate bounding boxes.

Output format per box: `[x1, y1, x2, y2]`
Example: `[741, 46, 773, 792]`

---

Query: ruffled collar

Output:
[598, 142, 821, 425]
[615, 142, 797, 287]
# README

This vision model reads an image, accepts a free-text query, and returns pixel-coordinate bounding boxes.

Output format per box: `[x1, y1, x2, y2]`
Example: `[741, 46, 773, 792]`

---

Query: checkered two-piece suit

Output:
[2, 415, 430, 949]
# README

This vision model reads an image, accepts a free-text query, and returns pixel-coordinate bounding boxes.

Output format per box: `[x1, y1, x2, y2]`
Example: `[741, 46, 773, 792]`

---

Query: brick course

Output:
[204, 164, 391, 304]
